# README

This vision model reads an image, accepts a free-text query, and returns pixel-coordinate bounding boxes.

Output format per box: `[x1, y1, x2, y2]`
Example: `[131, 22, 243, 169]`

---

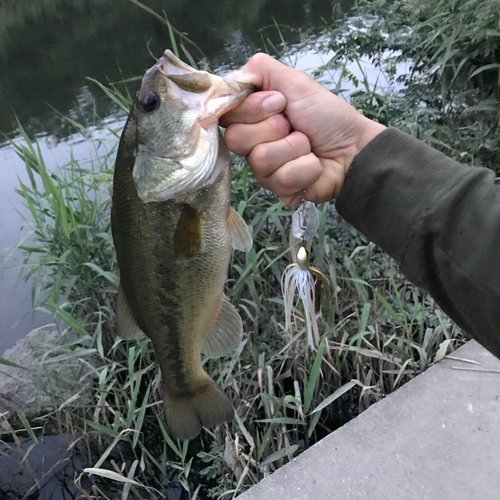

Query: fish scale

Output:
[114, 164, 231, 390]
[111, 50, 255, 440]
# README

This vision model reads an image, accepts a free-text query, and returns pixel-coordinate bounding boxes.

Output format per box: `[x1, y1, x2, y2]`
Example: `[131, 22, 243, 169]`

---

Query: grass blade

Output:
[311, 380, 357, 414]
[304, 337, 326, 413]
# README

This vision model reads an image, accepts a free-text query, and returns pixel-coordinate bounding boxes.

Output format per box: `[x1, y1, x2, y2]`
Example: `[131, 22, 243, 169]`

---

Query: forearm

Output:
[336, 128, 500, 358]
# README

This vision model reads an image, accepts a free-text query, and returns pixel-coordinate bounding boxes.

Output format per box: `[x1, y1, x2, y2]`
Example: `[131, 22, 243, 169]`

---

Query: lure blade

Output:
[292, 201, 319, 241]
[282, 202, 332, 348]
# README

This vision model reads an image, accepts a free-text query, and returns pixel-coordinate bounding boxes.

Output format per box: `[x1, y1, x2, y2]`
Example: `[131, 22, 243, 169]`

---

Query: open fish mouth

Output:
[157, 50, 256, 130]
[131, 50, 255, 202]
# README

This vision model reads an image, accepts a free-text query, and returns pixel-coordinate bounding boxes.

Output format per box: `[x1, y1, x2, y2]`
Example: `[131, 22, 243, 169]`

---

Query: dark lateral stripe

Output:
[154, 208, 190, 393]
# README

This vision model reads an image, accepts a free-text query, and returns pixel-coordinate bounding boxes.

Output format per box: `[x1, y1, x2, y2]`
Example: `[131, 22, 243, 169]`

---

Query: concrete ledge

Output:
[237, 340, 500, 500]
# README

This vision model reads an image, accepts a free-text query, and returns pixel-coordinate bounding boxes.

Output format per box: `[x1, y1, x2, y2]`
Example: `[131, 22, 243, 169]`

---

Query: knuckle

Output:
[273, 168, 297, 192]
[280, 195, 297, 207]
[248, 52, 272, 67]
[267, 114, 290, 138]
[291, 131, 311, 155]
[248, 144, 270, 169]
[257, 176, 273, 192]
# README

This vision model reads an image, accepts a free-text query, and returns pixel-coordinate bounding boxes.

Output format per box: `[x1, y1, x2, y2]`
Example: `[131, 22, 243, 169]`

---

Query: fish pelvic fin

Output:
[201, 294, 243, 358]
[116, 285, 146, 340]
[163, 376, 234, 440]
[227, 206, 252, 252]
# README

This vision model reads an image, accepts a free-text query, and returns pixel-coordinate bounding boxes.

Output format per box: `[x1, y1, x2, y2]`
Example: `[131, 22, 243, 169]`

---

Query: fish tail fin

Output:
[163, 376, 233, 440]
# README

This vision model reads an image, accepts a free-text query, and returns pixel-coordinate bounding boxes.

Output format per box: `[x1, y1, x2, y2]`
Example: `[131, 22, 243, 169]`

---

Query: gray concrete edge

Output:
[237, 340, 500, 500]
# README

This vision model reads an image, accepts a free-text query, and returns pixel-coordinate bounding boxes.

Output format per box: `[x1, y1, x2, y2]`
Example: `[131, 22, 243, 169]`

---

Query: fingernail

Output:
[262, 93, 285, 113]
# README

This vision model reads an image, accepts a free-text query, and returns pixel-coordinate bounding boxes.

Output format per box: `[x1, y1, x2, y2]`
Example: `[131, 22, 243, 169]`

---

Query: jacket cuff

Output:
[336, 128, 469, 264]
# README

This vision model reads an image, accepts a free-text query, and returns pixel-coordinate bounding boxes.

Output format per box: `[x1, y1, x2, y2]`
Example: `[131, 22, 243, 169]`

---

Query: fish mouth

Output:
[160, 50, 256, 129]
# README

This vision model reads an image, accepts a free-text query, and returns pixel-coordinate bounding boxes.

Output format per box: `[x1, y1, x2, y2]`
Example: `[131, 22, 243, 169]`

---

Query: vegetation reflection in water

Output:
[0, 0, 349, 359]
[0, 0, 350, 141]
[4, 0, 500, 497]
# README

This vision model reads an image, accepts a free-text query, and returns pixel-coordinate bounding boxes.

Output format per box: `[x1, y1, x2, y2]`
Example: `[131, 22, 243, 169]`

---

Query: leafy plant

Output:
[312, 0, 500, 170]
[7, 3, 485, 497]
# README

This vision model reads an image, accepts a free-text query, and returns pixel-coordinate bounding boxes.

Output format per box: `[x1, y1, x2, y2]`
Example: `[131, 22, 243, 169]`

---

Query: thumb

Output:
[228, 53, 315, 96]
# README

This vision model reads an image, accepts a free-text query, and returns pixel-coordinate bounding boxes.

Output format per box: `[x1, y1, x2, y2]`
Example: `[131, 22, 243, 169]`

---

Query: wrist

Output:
[357, 118, 386, 156]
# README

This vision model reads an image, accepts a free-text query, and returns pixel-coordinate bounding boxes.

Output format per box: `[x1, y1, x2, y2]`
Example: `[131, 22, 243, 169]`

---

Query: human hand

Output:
[220, 53, 386, 205]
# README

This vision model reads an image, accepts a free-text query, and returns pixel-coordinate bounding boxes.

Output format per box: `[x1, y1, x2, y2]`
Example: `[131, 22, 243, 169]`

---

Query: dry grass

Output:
[2, 11, 474, 497]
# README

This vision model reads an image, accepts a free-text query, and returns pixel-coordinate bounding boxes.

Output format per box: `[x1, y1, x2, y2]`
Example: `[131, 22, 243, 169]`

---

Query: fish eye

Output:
[140, 90, 160, 113]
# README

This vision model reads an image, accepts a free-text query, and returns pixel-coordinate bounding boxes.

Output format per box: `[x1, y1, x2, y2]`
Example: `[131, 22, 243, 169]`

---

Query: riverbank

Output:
[0, 328, 99, 418]
[237, 341, 500, 500]
[3, 0, 499, 497]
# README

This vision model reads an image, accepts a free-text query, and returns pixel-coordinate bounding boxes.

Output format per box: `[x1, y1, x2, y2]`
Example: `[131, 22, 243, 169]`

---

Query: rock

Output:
[0, 329, 96, 419]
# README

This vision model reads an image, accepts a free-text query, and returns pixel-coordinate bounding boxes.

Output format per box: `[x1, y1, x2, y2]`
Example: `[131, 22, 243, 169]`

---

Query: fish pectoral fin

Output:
[116, 285, 146, 340]
[174, 204, 203, 257]
[201, 295, 243, 358]
[227, 206, 253, 252]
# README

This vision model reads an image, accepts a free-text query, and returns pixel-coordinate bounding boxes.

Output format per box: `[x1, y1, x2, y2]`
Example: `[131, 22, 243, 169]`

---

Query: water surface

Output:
[0, 0, 356, 353]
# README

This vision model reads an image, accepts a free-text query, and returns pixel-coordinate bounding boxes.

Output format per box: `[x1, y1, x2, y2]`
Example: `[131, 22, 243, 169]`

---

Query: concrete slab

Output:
[237, 340, 500, 500]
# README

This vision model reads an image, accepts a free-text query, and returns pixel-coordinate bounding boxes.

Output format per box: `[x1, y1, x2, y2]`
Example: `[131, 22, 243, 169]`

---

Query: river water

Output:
[0, 2, 398, 498]
[0, 0, 388, 355]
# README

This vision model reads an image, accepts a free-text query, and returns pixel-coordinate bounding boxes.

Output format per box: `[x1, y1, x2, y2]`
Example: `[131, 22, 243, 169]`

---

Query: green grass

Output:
[5, 3, 489, 497]
[7, 113, 463, 499]
[311, 0, 500, 171]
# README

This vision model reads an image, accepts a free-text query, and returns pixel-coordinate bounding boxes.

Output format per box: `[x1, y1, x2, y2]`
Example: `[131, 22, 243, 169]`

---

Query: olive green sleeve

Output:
[336, 128, 500, 358]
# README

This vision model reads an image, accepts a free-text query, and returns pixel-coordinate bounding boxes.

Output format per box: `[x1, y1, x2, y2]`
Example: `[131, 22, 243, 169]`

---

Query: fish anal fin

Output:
[201, 294, 243, 358]
[227, 206, 252, 252]
[163, 375, 234, 440]
[116, 285, 146, 340]
[174, 204, 202, 258]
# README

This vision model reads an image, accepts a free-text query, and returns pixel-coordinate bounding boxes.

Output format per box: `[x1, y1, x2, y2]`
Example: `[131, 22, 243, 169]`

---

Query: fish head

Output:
[130, 50, 255, 202]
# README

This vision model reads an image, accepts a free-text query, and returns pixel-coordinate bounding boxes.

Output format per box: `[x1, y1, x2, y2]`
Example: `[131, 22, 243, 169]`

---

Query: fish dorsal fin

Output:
[200, 295, 243, 358]
[227, 206, 253, 252]
[116, 285, 146, 340]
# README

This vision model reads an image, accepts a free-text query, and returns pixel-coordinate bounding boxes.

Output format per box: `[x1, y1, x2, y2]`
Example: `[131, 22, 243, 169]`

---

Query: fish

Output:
[111, 50, 255, 440]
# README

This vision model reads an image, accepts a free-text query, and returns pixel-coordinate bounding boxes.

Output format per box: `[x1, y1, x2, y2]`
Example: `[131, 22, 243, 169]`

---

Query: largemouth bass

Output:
[111, 50, 255, 440]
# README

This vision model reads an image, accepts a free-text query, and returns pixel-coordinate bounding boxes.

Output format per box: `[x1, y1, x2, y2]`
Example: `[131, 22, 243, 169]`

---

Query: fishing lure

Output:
[281, 201, 331, 349]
